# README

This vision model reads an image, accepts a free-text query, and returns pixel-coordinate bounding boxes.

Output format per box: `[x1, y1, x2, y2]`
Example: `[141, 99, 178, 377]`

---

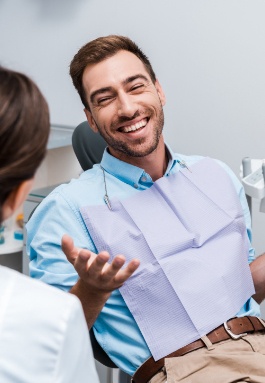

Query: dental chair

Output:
[72, 121, 131, 383]
[72, 121, 107, 172]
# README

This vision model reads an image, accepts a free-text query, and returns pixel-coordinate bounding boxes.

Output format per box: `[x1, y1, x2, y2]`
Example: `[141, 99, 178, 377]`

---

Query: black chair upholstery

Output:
[72, 121, 106, 171]
[89, 327, 117, 368]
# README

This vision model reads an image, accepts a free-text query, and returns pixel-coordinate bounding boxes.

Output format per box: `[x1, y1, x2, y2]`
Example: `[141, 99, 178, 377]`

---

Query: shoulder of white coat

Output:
[1, 266, 80, 311]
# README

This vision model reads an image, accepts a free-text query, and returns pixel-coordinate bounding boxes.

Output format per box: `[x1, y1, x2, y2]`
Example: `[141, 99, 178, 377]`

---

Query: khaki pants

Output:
[150, 333, 265, 383]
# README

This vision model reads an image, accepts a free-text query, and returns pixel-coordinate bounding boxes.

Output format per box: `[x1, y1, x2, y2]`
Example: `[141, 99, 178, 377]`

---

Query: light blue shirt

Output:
[27, 145, 260, 376]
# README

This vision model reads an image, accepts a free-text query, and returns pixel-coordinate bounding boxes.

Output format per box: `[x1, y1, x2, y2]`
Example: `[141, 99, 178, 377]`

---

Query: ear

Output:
[155, 80, 166, 106]
[2, 179, 34, 221]
[84, 108, 99, 133]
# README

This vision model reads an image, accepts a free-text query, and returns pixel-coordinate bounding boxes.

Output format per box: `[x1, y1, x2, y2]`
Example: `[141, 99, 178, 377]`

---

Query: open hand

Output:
[61, 234, 140, 294]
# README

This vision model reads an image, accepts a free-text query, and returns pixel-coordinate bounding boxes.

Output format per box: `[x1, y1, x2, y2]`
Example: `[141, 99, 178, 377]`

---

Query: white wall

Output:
[1, 0, 265, 262]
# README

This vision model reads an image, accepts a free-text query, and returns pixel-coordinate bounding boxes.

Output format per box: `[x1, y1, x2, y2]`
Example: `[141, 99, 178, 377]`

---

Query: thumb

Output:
[61, 234, 80, 264]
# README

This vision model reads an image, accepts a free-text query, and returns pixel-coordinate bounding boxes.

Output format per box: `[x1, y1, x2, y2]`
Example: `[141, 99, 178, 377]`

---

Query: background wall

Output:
[1, 0, 264, 278]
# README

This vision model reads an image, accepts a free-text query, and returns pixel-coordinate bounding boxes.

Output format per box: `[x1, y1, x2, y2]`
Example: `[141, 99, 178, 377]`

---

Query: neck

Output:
[120, 138, 168, 182]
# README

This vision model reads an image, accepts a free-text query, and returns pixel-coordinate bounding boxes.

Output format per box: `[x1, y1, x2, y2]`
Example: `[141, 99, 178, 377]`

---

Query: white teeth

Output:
[123, 119, 147, 133]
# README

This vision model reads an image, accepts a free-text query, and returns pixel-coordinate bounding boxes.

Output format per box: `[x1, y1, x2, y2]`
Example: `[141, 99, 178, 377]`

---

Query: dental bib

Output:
[80, 157, 254, 360]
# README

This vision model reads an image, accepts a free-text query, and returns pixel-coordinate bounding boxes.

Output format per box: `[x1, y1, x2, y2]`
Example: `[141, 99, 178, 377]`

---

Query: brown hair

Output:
[69, 35, 157, 110]
[0, 66, 50, 222]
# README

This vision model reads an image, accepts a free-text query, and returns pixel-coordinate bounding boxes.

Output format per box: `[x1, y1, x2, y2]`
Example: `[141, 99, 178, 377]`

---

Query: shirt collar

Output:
[165, 144, 177, 175]
[100, 144, 178, 186]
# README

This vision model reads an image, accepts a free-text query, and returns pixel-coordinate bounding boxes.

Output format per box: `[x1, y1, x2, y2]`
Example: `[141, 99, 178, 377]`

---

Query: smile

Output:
[120, 118, 148, 133]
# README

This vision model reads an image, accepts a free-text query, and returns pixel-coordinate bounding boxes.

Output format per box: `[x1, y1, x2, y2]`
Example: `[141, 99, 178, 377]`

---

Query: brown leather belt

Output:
[132, 316, 265, 383]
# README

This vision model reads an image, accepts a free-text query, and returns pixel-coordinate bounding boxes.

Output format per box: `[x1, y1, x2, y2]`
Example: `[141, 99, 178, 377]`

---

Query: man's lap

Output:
[150, 333, 265, 383]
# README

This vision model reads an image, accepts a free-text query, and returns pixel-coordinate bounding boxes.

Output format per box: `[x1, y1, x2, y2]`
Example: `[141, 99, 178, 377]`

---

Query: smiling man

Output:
[27, 35, 265, 383]
[83, 50, 165, 166]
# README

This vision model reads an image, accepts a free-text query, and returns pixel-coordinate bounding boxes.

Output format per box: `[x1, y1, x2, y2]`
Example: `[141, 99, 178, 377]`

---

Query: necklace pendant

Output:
[104, 194, 112, 210]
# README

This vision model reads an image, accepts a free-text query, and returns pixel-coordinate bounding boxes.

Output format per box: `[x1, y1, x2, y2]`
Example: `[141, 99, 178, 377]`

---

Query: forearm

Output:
[250, 253, 265, 304]
[70, 279, 110, 329]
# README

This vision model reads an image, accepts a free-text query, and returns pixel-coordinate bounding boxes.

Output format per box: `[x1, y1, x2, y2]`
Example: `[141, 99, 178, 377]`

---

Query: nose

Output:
[117, 93, 137, 118]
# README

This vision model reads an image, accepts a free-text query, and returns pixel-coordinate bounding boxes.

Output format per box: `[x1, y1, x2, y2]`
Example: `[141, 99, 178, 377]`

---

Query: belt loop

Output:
[200, 335, 215, 350]
[256, 317, 265, 328]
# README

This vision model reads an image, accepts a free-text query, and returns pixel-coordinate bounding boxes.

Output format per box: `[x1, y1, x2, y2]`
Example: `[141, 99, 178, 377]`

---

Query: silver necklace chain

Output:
[100, 165, 112, 210]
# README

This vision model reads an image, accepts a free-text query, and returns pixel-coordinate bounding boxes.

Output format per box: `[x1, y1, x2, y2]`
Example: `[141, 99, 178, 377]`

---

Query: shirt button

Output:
[141, 176, 147, 182]
[133, 183, 138, 189]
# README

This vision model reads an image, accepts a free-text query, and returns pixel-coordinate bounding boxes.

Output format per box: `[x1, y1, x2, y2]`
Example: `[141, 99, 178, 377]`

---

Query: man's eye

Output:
[131, 84, 145, 92]
[97, 97, 112, 105]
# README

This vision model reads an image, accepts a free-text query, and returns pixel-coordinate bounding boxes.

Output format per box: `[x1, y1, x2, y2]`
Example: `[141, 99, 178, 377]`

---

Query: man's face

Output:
[83, 50, 166, 162]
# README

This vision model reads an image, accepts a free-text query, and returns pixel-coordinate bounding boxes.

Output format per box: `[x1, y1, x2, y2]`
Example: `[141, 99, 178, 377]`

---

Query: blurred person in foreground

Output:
[0, 66, 99, 383]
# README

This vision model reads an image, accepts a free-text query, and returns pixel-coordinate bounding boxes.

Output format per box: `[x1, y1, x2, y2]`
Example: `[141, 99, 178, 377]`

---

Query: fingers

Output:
[77, 251, 139, 290]
[61, 234, 140, 291]
[72, 249, 91, 276]
[61, 234, 79, 264]
[76, 249, 109, 277]
[61, 234, 92, 268]
[114, 258, 140, 285]
[100, 255, 126, 281]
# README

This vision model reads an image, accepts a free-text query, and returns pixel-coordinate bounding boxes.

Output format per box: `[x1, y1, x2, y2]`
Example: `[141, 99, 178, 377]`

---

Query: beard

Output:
[95, 106, 164, 158]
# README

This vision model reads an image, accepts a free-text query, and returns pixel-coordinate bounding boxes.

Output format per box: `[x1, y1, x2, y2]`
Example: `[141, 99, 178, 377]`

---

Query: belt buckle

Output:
[223, 321, 247, 340]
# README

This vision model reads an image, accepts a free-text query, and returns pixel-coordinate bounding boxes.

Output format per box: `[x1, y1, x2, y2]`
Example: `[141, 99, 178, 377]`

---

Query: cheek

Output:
[148, 97, 164, 115]
[144, 92, 163, 106]
[97, 107, 117, 127]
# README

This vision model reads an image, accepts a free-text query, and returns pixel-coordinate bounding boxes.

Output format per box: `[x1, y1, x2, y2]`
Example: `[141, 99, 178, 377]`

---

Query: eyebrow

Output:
[89, 74, 149, 104]
[122, 74, 149, 86]
[90, 87, 113, 105]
